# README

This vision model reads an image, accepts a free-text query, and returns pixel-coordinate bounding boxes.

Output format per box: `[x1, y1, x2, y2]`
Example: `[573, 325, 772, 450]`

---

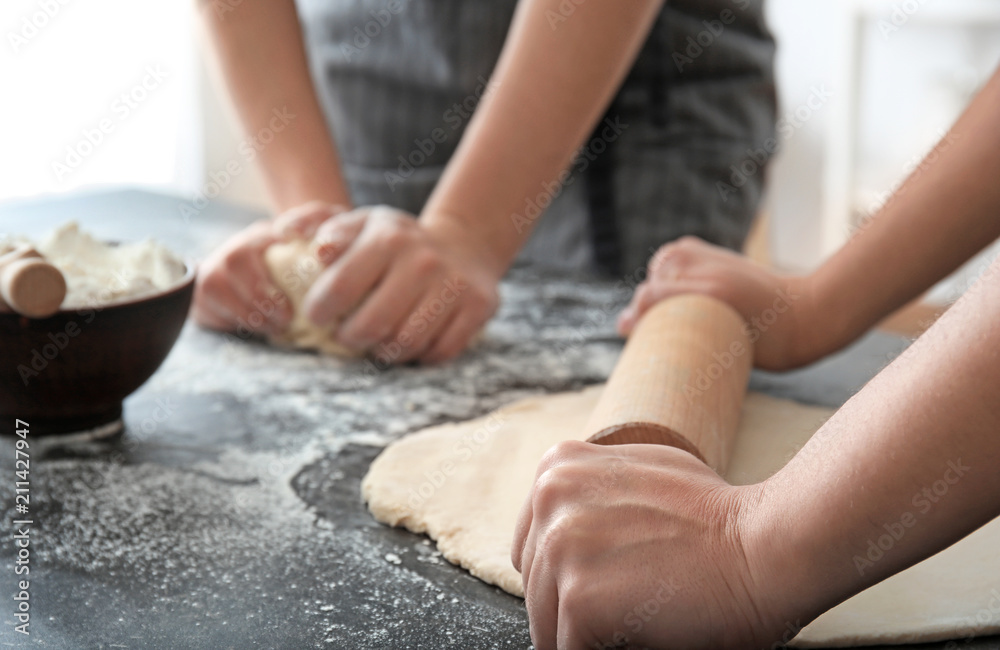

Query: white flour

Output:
[5, 221, 187, 309]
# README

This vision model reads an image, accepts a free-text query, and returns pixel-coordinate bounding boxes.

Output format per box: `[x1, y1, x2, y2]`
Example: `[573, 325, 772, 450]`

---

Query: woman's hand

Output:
[192, 202, 347, 336]
[303, 205, 502, 364]
[512, 440, 788, 650]
[618, 237, 821, 371]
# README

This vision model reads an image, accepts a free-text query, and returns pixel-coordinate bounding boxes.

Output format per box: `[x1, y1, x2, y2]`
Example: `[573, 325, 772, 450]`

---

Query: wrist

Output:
[740, 468, 875, 639]
[786, 273, 841, 367]
[264, 162, 353, 214]
[806, 264, 882, 360]
[420, 210, 512, 282]
[735, 479, 827, 639]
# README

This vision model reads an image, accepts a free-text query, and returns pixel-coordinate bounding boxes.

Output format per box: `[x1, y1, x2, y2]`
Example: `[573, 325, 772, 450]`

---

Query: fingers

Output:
[302, 221, 394, 327]
[192, 290, 238, 331]
[193, 220, 290, 334]
[515, 441, 595, 579]
[226, 246, 293, 332]
[512, 484, 534, 574]
[617, 236, 742, 336]
[314, 209, 369, 267]
[616, 282, 653, 336]
[420, 305, 485, 364]
[337, 261, 425, 351]
[273, 201, 349, 240]
[526, 556, 560, 650]
[617, 240, 692, 336]
[389, 289, 456, 362]
[518, 443, 601, 650]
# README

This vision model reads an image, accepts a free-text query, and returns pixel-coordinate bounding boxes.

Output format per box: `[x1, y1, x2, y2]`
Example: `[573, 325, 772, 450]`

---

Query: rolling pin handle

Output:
[0, 246, 68, 318]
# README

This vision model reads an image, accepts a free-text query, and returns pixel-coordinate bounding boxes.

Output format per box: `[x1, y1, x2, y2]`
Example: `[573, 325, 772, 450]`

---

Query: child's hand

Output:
[617, 237, 821, 371]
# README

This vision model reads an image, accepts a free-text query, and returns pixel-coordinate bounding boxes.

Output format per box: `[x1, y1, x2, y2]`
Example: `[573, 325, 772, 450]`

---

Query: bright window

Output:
[0, 0, 201, 202]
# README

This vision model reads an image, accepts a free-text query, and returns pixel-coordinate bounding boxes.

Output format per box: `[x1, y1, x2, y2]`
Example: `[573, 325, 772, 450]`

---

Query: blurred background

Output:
[1, 0, 999, 311]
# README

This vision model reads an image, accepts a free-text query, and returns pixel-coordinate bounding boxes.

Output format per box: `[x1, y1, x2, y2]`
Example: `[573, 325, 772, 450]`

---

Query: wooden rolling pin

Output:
[584, 294, 752, 474]
[0, 245, 68, 318]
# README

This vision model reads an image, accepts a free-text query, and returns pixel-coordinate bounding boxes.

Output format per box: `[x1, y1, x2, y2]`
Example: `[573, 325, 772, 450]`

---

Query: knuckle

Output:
[197, 272, 227, 296]
[556, 577, 588, 614]
[466, 288, 496, 318]
[533, 455, 586, 509]
[632, 282, 652, 303]
[545, 439, 591, 465]
[371, 204, 410, 227]
[537, 512, 585, 563]
[219, 250, 247, 275]
[377, 225, 411, 250]
[410, 249, 442, 276]
[299, 199, 331, 214]
[649, 246, 680, 276]
[533, 468, 572, 511]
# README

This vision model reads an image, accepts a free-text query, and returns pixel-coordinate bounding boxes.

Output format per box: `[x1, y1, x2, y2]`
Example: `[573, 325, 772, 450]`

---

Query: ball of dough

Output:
[264, 238, 358, 357]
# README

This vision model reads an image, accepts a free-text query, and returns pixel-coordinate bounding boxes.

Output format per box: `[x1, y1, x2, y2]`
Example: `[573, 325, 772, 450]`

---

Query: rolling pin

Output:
[584, 294, 752, 474]
[0, 245, 68, 318]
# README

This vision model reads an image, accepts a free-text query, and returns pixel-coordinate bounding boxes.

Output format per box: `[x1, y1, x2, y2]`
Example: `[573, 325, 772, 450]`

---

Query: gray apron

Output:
[295, 0, 776, 276]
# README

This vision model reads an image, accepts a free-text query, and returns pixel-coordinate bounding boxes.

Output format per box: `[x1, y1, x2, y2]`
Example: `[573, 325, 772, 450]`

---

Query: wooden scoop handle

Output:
[0, 246, 68, 318]
[584, 294, 752, 474]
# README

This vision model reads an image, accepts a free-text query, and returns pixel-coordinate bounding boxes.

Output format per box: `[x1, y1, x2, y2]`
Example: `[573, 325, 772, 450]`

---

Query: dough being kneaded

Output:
[264, 238, 357, 357]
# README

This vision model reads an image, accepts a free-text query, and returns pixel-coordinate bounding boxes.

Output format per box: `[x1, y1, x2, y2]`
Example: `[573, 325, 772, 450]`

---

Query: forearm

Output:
[421, 0, 662, 276]
[199, 0, 351, 212]
[754, 258, 1000, 623]
[809, 66, 1000, 352]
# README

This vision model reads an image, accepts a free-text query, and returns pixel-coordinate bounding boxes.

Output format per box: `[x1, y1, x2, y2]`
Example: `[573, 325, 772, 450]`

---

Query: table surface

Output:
[0, 189, 997, 649]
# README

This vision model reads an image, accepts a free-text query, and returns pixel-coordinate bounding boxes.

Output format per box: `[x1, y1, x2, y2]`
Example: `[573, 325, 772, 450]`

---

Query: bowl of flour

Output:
[0, 223, 194, 436]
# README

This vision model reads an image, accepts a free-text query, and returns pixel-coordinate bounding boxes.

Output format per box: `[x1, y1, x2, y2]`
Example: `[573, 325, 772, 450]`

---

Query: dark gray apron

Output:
[295, 0, 775, 275]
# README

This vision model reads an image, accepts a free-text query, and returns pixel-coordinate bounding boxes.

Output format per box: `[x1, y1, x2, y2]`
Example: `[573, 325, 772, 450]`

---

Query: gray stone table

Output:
[0, 190, 996, 649]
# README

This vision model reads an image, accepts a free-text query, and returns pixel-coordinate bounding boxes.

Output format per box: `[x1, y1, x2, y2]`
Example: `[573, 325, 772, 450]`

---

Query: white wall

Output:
[0, 0, 201, 201]
[764, 0, 1000, 289]
[195, 32, 270, 212]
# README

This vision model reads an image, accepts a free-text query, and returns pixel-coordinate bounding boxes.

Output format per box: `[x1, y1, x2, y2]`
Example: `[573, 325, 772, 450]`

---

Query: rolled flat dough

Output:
[362, 386, 1000, 647]
[264, 239, 356, 356]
